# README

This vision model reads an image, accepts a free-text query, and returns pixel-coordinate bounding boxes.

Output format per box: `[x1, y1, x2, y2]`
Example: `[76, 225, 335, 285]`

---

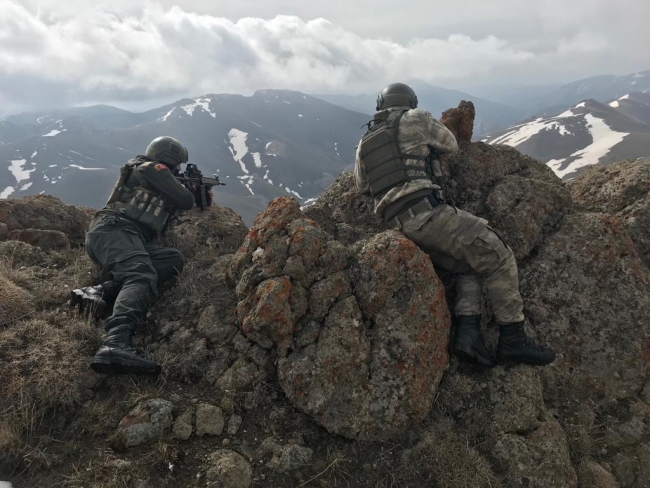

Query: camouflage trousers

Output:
[399, 204, 524, 324]
[85, 214, 185, 330]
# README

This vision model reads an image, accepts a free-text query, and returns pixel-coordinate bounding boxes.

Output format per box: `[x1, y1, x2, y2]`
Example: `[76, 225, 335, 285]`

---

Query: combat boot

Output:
[70, 280, 121, 319]
[90, 323, 161, 376]
[497, 321, 556, 366]
[451, 315, 496, 367]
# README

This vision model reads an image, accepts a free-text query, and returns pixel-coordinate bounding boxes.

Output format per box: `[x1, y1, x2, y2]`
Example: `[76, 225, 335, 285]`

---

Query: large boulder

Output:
[441, 100, 476, 143]
[0, 195, 90, 245]
[569, 158, 650, 267]
[230, 197, 451, 439]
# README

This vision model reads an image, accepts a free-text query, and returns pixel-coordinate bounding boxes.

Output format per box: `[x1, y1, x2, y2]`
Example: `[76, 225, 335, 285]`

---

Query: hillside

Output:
[485, 95, 650, 178]
[1, 109, 649, 487]
[0, 91, 369, 224]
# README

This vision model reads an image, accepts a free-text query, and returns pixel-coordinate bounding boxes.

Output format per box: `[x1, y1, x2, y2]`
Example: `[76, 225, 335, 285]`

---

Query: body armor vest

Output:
[358, 109, 434, 199]
[105, 158, 172, 236]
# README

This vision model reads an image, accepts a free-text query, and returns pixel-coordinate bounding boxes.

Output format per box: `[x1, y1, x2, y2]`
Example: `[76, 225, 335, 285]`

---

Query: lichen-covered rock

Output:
[569, 158, 650, 267]
[231, 197, 450, 439]
[160, 204, 248, 259]
[520, 213, 650, 402]
[441, 100, 476, 143]
[108, 399, 173, 451]
[445, 142, 572, 259]
[0, 195, 90, 245]
[172, 408, 194, 441]
[8, 229, 70, 252]
[205, 450, 253, 488]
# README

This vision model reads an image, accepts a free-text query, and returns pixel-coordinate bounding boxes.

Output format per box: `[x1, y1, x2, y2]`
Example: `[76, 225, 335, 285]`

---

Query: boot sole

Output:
[453, 347, 497, 368]
[91, 358, 161, 376]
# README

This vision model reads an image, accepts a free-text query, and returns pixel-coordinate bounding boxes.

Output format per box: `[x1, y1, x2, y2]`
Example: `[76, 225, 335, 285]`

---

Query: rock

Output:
[577, 460, 620, 488]
[0, 274, 34, 327]
[231, 197, 451, 440]
[215, 358, 261, 390]
[227, 414, 243, 436]
[0, 222, 7, 241]
[108, 399, 173, 451]
[0, 195, 90, 245]
[441, 100, 476, 143]
[444, 142, 572, 260]
[8, 229, 70, 252]
[0, 240, 47, 266]
[206, 450, 253, 488]
[172, 408, 194, 441]
[570, 158, 650, 267]
[520, 213, 650, 402]
[195, 403, 224, 437]
[160, 204, 248, 259]
[267, 444, 313, 473]
[492, 421, 577, 487]
[198, 305, 238, 345]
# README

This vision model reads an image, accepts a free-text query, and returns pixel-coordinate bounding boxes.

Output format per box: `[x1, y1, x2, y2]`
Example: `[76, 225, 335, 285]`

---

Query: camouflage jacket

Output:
[354, 107, 458, 217]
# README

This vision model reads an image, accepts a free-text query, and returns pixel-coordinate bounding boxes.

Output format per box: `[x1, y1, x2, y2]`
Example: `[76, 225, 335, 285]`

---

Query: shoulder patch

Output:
[154, 163, 169, 171]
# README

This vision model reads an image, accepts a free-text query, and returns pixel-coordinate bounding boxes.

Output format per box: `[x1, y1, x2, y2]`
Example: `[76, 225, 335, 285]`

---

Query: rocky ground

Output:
[1, 109, 649, 487]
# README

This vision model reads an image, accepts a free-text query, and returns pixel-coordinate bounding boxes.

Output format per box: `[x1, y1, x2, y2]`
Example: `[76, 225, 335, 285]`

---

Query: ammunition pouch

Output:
[122, 188, 172, 236]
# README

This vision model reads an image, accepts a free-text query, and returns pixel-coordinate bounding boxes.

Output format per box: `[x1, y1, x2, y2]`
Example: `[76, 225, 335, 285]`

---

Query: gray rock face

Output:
[205, 450, 253, 488]
[108, 399, 173, 451]
[230, 197, 451, 440]
[172, 408, 194, 441]
[0, 194, 91, 245]
[195, 403, 224, 437]
[570, 158, 650, 267]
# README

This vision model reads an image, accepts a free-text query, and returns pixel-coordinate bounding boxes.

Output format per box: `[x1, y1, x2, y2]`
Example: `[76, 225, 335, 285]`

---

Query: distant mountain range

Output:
[314, 80, 525, 138]
[485, 92, 650, 179]
[0, 91, 369, 224]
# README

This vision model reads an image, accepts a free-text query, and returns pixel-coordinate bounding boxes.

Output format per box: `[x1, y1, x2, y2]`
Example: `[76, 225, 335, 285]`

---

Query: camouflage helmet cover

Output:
[376, 82, 418, 111]
[145, 136, 189, 166]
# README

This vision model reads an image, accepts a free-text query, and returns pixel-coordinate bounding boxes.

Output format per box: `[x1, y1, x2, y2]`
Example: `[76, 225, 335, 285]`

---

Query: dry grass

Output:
[399, 431, 501, 488]
[0, 312, 101, 461]
[0, 273, 35, 327]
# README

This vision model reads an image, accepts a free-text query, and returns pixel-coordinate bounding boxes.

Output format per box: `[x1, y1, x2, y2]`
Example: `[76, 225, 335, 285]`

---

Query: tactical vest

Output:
[358, 109, 433, 199]
[105, 158, 173, 236]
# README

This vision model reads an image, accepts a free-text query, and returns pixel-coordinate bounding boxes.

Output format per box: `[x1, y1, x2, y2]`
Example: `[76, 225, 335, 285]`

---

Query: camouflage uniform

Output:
[355, 107, 525, 324]
[85, 158, 195, 329]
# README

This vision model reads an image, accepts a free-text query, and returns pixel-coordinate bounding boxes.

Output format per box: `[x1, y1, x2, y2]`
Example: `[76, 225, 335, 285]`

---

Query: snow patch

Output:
[69, 164, 102, 171]
[36, 116, 49, 125]
[252, 153, 262, 168]
[0, 187, 14, 199]
[20, 182, 32, 191]
[160, 107, 176, 122]
[31, 151, 37, 159]
[609, 100, 620, 108]
[283, 100, 291, 105]
[284, 186, 303, 199]
[263, 170, 273, 185]
[181, 97, 216, 118]
[490, 109, 578, 147]
[49, 164, 58, 167]
[301, 197, 318, 209]
[575, 102, 586, 108]
[298, 114, 303, 117]
[548, 114, 629, 178]
[334, 142, 340, 157]
[42, 129, 66, 137]
[8, 159, 34, 183]
[620, 94, 629, 100]
[228, 128, 250, 174]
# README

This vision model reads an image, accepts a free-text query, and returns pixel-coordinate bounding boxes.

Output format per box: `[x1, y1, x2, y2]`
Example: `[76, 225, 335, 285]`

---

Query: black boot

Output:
[90, 324, 161, 376]
[497, 321, 556, 366]
[70, 280, 121, 319]
[451, 315, 496, 367]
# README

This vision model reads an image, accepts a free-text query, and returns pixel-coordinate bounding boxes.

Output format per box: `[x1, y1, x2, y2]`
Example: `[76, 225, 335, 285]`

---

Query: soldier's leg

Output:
[145, 244, 186, 286]
[84, 215, 161, 375]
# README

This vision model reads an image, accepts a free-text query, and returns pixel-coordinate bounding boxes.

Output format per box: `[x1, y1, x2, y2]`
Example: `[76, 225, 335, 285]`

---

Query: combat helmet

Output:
[145, 136, 189, 166]
[376, 83, 418, 111]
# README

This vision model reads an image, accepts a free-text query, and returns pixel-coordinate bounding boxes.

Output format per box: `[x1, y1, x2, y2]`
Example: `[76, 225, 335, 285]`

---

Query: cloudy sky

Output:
[1, 0, 648, 111]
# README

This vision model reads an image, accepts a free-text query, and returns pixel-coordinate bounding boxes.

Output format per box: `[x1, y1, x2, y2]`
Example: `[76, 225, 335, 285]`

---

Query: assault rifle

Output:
[175, 163, 225, 211]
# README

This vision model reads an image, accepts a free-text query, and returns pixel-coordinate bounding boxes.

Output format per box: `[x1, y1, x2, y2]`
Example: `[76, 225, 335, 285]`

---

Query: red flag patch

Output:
[154, 163, 169, 171]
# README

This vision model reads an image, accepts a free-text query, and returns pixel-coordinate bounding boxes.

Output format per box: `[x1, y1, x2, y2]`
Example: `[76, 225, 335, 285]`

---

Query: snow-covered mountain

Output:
[314, 80, 525, 138]
[0, 91, 369, 224]
[523, 70, 650, 117]
[485, 93, 650, 179]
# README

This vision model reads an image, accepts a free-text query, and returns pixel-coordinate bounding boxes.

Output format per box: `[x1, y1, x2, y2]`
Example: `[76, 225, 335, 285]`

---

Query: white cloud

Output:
[0, 0, 643, 109]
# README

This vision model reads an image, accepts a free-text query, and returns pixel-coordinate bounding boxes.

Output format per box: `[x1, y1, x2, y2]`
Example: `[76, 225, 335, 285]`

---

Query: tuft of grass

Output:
[400, 431, 501, 488]
[0, 273, 35, 327]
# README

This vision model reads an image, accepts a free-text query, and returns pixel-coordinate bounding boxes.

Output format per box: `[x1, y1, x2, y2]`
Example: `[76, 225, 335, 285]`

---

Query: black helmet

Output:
[145, 136, 189, 166]
[376, 83, 418, 111]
